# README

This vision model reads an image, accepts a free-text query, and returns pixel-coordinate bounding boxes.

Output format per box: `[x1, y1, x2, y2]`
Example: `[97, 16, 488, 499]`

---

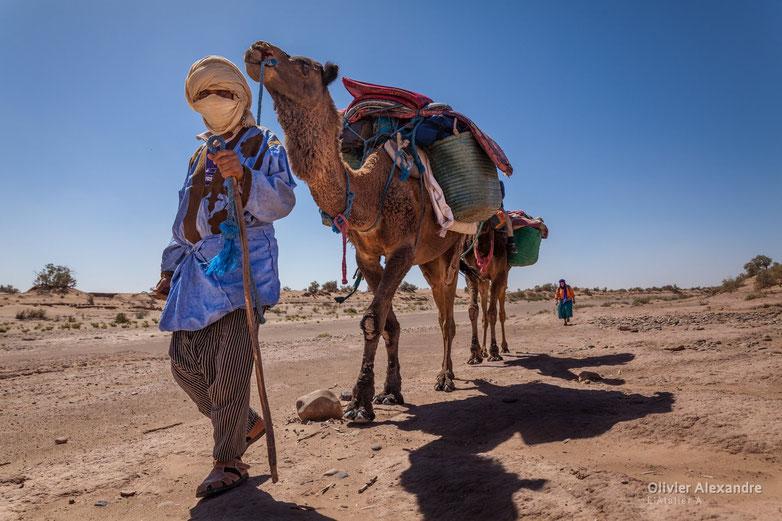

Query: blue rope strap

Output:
[204, 136, 242, 278]
[255, 58, 278, 125]
[320, 170, 354, 234]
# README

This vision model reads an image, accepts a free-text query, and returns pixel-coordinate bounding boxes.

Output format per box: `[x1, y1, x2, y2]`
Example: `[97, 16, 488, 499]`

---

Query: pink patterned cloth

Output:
[506, 210, 549, 238]
[342, 77, 513, 176]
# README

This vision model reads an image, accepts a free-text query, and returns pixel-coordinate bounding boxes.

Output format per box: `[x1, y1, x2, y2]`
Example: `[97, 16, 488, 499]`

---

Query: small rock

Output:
[763, 335, 772, 342]
[370, 443, 382, 451]
[296, 390, 343, 422]
[664, 345, 686, 352]
[55, 437, 68, 445]
[339, 390, 352, 402]
[120, 490, 136, 498]
[94, 500, 108, 507]
[563, 438, 570, 444]
[334, 471, 349, 479]
[68, 498, 75, 505]
[323, 468, 339, 476]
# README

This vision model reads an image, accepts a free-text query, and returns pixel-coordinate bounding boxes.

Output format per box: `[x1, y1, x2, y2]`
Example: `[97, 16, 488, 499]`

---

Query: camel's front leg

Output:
[344, 247, 414, 423]
[465, 271, 483, 365]
[375, 309, 404, 404]
[498, 272, 510, 353]
[486, 282, 502, 361]
[357, 254, 405, 405]
[487, 270, 507, 361]
[479, 280, 490, 359]
[421, 248, 460, 393]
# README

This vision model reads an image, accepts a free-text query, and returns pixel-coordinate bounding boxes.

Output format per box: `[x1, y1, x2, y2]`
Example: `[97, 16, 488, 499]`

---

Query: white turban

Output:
[185, 55, 256, 138]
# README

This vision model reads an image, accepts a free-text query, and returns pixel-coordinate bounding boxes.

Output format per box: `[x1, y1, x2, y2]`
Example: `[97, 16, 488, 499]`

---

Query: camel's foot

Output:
[434, 371, 455, 392]
[373, 391, 404, 405]
[343, 401, 375, 424]
[501, 343, 510, 354]
[488, 343, 503, 361]
[467, 354, 483, 365]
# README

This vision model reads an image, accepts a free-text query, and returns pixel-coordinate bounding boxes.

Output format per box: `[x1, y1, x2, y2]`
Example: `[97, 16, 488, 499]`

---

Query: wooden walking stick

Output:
[208, 135, 279, 483]
[232, 178, 279, 483]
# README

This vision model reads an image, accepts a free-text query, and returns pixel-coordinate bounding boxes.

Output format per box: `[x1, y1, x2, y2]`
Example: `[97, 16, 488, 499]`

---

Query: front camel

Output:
[244, 41, 465, 423]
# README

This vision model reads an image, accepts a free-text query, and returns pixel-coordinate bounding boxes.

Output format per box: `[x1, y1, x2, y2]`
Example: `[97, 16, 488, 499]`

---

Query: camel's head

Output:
[244, 41, 339, 104]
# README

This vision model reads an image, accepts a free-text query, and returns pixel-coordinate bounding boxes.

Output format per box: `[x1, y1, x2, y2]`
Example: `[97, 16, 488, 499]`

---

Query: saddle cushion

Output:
[343, 77, 433, 109]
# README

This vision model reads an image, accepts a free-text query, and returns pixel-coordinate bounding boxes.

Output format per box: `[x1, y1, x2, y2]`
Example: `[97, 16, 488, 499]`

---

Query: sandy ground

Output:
[1, 285, 781, 520]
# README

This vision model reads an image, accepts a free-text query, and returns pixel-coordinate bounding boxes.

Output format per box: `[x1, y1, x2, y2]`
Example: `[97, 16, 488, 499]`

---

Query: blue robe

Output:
[159, 126, 295, 332]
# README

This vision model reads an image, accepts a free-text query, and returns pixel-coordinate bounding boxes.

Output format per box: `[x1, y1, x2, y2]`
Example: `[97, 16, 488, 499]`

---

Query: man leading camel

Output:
[152, 55, 295, 498]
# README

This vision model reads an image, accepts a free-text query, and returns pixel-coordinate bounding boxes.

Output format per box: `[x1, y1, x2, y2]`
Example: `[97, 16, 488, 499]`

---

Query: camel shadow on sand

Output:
[189, 475, 335, 521]
[501, 352, 635, 385]
[394, 373, 673, 521]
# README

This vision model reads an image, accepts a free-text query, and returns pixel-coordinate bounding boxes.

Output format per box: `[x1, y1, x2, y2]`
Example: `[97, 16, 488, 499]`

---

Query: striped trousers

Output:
[169, 309, 261, 461]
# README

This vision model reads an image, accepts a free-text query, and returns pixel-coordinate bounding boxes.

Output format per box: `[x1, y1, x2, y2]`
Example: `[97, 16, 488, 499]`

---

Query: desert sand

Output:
[1, 284, 780, 520]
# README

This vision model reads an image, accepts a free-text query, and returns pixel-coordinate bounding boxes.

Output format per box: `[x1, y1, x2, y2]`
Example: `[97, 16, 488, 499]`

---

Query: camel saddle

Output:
[496, 209, 549, 238]
[341, 77, 513, 176]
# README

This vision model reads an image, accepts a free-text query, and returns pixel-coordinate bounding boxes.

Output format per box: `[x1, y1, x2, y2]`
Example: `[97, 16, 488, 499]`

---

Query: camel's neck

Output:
[272, 93, 386, 226]
[270, 91, 359, 220]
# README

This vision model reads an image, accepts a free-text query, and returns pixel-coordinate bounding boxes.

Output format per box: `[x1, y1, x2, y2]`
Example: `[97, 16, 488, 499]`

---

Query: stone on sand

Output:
[296, 390, 343, 422]
[55, 437, 68, 445]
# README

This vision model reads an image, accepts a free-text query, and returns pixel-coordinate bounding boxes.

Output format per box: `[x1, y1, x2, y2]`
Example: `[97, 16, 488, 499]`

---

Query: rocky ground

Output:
[1, 284, 781, 520]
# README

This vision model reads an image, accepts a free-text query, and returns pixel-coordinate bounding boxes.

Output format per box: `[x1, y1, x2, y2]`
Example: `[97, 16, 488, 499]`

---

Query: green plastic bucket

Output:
[427, 132, 502, 222]
[509, 227, 542, 267]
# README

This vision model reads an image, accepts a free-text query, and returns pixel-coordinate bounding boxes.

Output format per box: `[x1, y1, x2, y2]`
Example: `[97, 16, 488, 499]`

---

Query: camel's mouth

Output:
[247, 42, 289, 67]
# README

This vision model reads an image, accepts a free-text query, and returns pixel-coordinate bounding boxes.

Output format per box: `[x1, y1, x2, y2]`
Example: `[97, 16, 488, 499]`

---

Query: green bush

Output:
[755, 270, 775, 290]
[33, 264, 77, 291]
[0, 284, 19, 294]
[399, 281, 418, 293]
[321, 280, 338, 293]
[16, 308, 47, 320]
[719, 277, 743, 293]
[744, 255, 772, 277]
[632, 297, 651, 306]
[114, 312, 130, 324]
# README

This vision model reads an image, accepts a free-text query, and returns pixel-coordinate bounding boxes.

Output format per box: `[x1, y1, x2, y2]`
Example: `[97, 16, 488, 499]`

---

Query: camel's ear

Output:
[322, 62, 339, 86]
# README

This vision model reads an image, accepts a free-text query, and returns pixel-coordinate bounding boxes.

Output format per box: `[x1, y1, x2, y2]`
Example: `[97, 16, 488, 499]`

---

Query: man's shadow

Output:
[502, 352, 634, 385]
[189, 476, 335, 520]
[395, 378, 673, 520]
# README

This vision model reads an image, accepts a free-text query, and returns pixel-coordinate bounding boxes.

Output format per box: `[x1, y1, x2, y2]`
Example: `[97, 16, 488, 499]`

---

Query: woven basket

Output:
[427, 132, 502, 222]
[508, 227, 542, 267]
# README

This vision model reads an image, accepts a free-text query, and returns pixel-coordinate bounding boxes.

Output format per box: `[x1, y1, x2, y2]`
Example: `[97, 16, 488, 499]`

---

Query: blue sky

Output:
[1, 0, 780, 292]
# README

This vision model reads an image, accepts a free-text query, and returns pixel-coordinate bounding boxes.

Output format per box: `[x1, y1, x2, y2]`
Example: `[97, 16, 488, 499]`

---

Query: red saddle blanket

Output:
[342, 77, 513, 175]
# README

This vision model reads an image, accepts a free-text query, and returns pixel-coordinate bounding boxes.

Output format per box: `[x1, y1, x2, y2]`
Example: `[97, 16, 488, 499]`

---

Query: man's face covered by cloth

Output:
[185, 56, 255, 137]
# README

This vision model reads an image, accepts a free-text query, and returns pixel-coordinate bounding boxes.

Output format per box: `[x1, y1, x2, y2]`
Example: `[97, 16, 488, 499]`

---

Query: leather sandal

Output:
[242, 417, 266, 455]
[195, 458, 249, 498]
